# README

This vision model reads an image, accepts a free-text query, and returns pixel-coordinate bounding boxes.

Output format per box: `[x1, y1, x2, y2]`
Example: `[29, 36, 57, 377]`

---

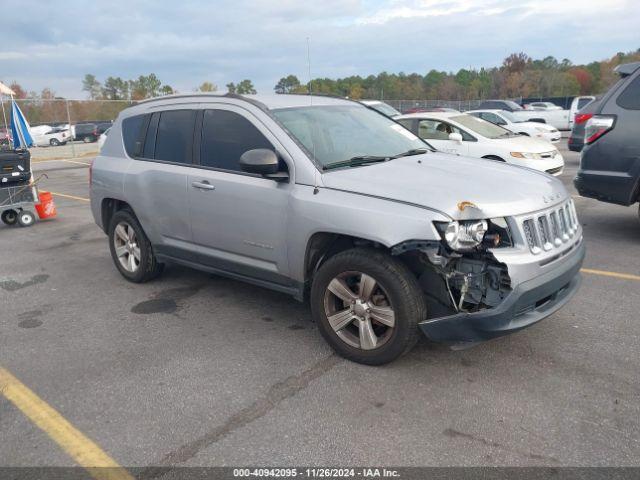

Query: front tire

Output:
[311, 248, 426, 365]
[17, 210, 35, 227]
[108, 209, 163, 283]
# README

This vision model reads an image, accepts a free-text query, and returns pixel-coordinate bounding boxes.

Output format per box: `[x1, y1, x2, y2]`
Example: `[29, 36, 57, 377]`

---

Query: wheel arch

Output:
[303, 232, 391, 285]
[100, 198, 133, 233]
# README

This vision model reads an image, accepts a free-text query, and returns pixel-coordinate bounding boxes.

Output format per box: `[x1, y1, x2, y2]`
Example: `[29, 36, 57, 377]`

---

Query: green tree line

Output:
[275, 49, 640, 100]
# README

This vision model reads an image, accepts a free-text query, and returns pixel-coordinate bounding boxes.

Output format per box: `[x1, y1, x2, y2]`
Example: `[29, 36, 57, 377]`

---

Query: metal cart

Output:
[0, 175, 46, 227]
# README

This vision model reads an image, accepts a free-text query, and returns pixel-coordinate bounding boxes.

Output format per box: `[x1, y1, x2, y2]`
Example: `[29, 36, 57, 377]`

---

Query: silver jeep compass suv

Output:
[90, 93, 584, 365]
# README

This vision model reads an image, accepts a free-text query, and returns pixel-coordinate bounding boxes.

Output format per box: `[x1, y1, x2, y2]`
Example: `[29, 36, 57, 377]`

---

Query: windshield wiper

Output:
[323, 148, 430, 170]
[390, 148, 430, 159]
[323, 156, 390, 170]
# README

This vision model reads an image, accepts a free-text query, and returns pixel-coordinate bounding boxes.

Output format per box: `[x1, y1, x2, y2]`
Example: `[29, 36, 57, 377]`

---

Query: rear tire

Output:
[50, 138, 60, 146]
[108, 209, 164, 283]
[310, 248, 426, 365]
[83, 136, 92, 143]
[1, 209, 18, 225]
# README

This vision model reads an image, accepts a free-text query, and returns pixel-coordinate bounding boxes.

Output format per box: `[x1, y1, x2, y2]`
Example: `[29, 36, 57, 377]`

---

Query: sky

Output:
[0, 0, 637, 98]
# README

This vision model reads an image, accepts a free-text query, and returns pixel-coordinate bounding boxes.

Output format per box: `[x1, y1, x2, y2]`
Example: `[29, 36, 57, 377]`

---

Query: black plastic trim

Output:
[419, 241, 585, 343]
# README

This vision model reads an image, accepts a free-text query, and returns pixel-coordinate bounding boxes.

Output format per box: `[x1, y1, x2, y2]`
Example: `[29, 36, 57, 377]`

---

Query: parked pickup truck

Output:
[91, 93, 584, 365]
[482, 97, 594, 130]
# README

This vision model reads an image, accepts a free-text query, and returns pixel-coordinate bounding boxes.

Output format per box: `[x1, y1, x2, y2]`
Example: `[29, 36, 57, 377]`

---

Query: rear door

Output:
[186, 105, 292, 285]
[123, 109, 198, 258]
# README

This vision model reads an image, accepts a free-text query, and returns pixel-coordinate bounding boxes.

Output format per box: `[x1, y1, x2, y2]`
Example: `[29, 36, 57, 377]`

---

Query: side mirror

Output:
[239, 149, 288, 181]
[449, 132, 463, 143]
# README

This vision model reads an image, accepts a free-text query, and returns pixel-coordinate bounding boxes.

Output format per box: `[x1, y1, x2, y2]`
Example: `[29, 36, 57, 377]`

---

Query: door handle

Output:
[191, 181, 215, 191]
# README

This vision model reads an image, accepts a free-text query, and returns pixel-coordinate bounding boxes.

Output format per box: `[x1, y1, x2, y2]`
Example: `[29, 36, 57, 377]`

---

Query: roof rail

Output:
[132, 92, 269, 111]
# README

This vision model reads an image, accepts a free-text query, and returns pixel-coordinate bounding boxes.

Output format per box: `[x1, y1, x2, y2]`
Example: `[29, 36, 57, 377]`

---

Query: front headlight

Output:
[510, 152, 541, 159]
[439, 220, 488, 251]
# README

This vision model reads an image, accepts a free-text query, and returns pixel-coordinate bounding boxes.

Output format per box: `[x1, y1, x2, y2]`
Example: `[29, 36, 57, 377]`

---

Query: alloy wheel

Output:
[323, 271, 395, 350]
[113, 221, 141, 273]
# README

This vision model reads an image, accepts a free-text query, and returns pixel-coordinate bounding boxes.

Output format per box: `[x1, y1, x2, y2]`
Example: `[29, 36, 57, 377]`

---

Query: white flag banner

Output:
[0, 81, 16, 96]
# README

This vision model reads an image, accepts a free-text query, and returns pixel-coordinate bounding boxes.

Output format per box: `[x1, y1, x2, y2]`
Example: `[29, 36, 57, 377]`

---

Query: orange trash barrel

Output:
[35, 191, 57, 219]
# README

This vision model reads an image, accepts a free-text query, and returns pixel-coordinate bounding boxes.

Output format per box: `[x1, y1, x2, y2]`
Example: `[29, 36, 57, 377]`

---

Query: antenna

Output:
[306, 36, 318, 192]
[306, 37, 313, 105]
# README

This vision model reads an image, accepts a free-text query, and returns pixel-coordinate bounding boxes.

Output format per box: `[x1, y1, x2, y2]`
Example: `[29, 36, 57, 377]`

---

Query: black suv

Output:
[74, 123, 99, 142]
[574, 62, 640, 211]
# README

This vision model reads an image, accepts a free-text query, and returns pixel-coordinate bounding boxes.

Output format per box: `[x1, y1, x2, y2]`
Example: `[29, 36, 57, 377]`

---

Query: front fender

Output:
[287, 185, 449, 282]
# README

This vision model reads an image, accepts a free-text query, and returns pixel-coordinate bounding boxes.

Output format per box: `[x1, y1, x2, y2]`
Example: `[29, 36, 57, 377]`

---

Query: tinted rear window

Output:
[154, 110, 196, 164]
[617, 75, 640, 110]
[76, 124, 96, 134]
[122, 115, 146, 157]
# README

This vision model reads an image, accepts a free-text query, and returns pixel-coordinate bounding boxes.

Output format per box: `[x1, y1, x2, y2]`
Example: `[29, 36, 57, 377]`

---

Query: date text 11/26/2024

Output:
[233, 468, 400, 478]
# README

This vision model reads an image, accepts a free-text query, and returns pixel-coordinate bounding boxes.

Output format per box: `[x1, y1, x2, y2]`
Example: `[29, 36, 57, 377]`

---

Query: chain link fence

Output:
[384, 98, 527, 113]
[384, 96, 581, 113]
[0, 99, 133, 162]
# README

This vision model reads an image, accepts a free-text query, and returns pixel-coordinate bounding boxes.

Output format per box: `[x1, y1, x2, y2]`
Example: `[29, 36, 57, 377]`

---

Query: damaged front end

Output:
[392, 217, 513, 318]
[392, 212, 584, 345]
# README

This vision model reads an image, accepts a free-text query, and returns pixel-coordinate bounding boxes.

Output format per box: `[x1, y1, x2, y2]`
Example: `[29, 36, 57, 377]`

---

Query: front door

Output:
[415, 118, 469, 156]
[187, 106, 292, 285]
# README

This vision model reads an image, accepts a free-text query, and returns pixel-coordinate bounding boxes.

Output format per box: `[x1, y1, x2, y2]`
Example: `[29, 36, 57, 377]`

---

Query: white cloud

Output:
[0, 0, 637, 97]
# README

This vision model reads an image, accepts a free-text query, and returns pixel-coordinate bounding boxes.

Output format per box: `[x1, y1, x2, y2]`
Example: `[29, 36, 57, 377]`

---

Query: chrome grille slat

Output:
[519, 199, 580, 255]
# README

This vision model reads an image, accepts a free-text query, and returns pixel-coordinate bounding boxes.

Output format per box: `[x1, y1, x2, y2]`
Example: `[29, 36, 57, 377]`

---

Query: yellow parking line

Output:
[32, 159, 91, 166]
[581, 268, 640, 282]
[50, 191, 90, 202]
[0, 367, 133, 480]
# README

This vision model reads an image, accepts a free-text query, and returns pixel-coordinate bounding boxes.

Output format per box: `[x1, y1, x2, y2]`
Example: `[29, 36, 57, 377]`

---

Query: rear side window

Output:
[617, 75, 640, 110]
[122, 115, 146, 157]
[154, 110, 196, 164]
[200, 109, 273, 172]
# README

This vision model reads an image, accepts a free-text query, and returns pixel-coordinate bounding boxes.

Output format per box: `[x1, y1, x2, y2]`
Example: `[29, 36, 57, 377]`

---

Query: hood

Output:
[492, 135, 558, 153]
[519, 121, 556, 132]
[320, 153, 567, 220]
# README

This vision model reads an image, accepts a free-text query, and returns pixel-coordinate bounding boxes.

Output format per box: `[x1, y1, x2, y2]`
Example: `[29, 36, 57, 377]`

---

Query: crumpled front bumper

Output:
[419, 241, 585, 344]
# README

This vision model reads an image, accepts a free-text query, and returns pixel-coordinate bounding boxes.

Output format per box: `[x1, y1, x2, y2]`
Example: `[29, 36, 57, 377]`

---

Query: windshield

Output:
[272, 105, 428, 168]
[367, 102, 401, 118]
[450, 114, 513, 139]
[499, 110, 518, 123]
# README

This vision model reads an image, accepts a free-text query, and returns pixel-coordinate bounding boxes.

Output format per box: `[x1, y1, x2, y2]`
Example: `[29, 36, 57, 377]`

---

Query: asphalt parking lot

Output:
[1, 146, 639, 472]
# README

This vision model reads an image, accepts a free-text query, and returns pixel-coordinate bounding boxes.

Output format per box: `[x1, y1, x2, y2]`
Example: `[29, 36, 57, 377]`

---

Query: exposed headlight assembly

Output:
[439, 220, 488, 251]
